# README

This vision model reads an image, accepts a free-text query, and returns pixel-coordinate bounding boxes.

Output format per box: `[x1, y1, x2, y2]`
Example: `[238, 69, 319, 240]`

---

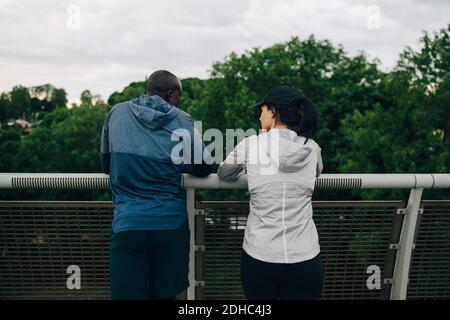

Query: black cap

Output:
[251, 86, 301, 110]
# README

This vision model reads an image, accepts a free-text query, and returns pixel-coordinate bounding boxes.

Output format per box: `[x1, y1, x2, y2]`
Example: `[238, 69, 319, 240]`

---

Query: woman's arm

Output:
[316, 147, 323, 177]
[217, 138, 247, 182]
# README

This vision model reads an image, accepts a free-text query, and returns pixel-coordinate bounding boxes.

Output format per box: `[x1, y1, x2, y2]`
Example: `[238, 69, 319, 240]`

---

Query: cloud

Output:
[0, 0, 448, 102]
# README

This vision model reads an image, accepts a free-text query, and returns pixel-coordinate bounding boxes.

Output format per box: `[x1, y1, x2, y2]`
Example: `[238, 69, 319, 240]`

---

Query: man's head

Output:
[146, 70, 182, 106]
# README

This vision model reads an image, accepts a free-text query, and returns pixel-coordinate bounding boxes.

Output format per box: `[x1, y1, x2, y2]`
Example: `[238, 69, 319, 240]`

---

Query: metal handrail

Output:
[0, 173, 449, 189]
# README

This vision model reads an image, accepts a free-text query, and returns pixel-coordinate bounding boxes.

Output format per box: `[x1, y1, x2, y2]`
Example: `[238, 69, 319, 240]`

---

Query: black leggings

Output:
[240, 251, 324, 300]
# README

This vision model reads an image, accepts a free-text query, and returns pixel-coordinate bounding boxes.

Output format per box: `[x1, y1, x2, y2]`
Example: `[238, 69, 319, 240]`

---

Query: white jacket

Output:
[218, 128, 323, 263]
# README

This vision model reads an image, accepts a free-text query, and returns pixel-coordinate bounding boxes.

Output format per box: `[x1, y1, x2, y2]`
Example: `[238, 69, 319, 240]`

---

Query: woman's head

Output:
[259, 105, 281, 131]
[256, 86, 318, 137]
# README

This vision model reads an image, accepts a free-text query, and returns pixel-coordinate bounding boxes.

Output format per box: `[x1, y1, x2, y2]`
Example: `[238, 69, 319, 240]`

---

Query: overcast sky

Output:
[0, 0, 449, 102]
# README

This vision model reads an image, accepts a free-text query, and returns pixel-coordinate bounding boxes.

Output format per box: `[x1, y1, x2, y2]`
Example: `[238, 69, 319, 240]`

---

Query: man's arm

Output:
[100, 116, 111, 174]
[181, 117, 213, 177]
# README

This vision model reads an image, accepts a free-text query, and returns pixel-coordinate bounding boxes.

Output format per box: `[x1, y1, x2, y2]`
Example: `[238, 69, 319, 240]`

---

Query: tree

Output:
[336, 23, 450, 200]
[107, 81, 146, 107]
[9, 85, 31, 120]
[80, 90, 93, 108]
[0, 126, 21, 171]
[51, 88, 68, 109]
[0, 93, 11, 125]
[14, 104, 108, 173]
[29, 84, 68, 112]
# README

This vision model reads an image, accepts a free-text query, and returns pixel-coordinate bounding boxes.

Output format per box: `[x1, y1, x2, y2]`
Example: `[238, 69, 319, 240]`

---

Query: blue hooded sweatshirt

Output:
[101, 95, 212, 233]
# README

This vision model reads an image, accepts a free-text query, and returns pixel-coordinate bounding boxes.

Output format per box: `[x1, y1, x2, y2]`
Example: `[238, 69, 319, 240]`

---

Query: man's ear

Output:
[166, 90, 174, 102]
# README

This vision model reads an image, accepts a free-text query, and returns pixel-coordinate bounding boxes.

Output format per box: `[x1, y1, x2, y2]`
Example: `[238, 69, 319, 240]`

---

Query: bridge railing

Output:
[0, 173, 449, 300]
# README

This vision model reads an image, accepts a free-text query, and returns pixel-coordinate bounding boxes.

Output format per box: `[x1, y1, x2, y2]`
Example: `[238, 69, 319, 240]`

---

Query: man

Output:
[101, 70, 212, 300]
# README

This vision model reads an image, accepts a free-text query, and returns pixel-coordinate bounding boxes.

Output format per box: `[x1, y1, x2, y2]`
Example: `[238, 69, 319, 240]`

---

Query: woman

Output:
[217, 86, 324, 300]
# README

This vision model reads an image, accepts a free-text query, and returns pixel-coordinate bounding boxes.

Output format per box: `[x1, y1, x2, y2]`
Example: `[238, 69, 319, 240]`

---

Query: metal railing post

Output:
[195, 208, 206, 300]
[390, 188, 423, 300]
[186, 188, 196, 300]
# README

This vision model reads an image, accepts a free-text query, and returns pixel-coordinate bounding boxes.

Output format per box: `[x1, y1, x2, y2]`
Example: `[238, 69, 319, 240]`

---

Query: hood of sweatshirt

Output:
[129, 95, 179, 130]
[267, 129, 314, 173]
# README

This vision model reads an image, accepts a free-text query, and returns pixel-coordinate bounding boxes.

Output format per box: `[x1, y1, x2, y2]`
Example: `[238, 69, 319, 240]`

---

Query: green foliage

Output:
[335, 24, 450, 200]
[13, 104, 108, 173]
[107, 81, 146, 107]
[9, 85, 31, 120]
[0, 84, 68, 124]
[29, 84, 68, 115]
[397, 24, 450, 87]
[0, 126, 21, 172]
[0, 93, 10, 123]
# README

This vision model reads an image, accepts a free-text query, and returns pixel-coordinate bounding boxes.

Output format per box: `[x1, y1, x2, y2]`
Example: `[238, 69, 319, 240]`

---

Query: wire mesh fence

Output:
[0, 200, 449, 299]
[407, 201, 450, 299]
[197, 201, 403, 300]
[0, 202, 111, 299]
